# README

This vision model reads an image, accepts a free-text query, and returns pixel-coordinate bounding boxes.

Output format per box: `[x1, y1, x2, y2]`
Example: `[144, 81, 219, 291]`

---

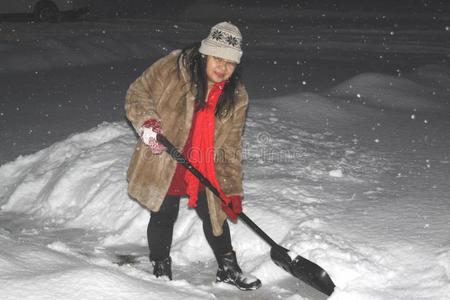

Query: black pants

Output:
[147, 189, 232, 264]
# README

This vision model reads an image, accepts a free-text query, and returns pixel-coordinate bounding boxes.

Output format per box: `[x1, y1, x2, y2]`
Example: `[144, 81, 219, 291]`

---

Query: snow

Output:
[1, 2, 450, 299]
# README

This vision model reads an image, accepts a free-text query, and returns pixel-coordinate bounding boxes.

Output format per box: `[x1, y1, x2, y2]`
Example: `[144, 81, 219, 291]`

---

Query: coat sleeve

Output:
[215, 87, 249, 197]
[125, 53, 175, 131]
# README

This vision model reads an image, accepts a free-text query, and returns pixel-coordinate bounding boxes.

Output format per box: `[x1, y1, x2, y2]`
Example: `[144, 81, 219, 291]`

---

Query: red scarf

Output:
[184, 81, 231, 208]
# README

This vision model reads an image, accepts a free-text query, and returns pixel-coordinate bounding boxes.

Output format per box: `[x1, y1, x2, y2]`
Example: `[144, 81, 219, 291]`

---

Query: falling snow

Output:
[1, 2, 450, 300]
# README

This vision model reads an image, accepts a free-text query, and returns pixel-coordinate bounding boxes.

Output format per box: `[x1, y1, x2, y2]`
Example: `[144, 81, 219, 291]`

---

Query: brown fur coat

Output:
[125, 50, 248, 236]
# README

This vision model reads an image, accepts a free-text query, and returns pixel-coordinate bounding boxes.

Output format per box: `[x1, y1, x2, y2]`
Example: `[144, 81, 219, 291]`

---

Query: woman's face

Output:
[205, 55, 237, 85]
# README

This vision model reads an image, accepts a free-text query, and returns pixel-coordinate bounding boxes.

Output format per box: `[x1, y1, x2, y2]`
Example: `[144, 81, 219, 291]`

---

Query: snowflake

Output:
[225, 35, 239, 47]
[211, 29, 224, 41]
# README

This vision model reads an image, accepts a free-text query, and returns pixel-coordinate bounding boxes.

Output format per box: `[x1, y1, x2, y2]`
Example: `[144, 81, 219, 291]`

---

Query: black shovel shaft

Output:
[236, 212, 279, 248]
[157, 133, 279, 248]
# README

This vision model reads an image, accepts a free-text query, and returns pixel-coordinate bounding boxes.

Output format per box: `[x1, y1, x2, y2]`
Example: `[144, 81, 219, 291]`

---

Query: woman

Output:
[125, 21, 261, 291]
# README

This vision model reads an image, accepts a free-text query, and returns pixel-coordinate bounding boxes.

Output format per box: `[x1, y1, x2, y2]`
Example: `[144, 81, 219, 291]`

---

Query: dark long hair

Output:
[177, 43, 242, 119]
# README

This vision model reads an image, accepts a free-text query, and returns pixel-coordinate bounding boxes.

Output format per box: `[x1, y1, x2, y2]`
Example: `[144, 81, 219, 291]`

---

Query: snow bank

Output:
[247, 65, 450, 140]
[0, 122, 146, 235]
[328, 69, 450, 113]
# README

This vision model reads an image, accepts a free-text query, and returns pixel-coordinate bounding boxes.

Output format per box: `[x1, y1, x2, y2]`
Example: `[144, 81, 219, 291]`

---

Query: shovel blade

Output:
[270, 245, 335, 296]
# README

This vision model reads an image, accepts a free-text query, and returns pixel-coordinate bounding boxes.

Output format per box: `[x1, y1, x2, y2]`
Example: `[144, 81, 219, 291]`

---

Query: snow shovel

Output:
[156, 134, 335, 296]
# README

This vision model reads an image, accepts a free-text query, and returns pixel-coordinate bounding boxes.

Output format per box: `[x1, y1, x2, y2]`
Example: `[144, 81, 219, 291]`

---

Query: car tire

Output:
[34, 1, 60, 22]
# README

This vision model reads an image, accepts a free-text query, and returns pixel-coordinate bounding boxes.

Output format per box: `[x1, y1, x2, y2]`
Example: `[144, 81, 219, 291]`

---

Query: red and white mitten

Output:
[139, 119, 166, 154]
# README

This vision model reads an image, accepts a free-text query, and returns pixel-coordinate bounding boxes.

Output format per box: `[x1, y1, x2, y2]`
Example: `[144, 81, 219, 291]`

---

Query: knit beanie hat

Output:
[199, 21, 243, 64]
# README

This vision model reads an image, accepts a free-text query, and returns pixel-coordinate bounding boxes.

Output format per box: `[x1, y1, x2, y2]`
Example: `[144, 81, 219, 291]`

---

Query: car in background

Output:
[0, 0, 90, 22]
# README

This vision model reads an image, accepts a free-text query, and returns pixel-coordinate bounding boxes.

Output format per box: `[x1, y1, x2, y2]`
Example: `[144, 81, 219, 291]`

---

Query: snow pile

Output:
[0, 122, 147, 239]
[328, 70, 450, 113]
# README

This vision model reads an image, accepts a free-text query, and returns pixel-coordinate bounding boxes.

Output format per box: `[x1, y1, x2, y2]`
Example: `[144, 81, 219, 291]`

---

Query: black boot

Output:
[151, 256, 172, 280]
[216, 251, 261, 291]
